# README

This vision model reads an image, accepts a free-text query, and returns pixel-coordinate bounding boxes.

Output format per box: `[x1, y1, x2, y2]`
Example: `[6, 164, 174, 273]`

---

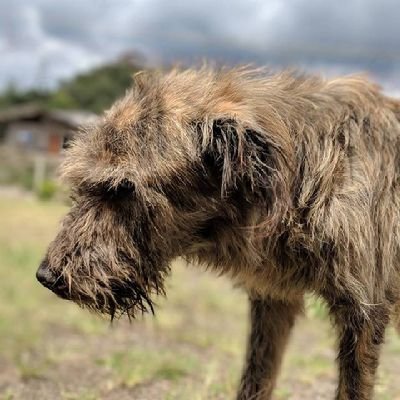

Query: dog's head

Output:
[36, 68, 293, 318]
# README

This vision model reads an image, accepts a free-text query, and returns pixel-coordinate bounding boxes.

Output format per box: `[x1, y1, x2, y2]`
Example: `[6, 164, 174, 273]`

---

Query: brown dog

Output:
[37, 67, 400, 400]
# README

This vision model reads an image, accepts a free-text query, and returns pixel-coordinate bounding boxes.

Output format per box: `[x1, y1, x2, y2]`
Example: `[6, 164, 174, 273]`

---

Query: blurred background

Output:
[1, 1, 400, 399]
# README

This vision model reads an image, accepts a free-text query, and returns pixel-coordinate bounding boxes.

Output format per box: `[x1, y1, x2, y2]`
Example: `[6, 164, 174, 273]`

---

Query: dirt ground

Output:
[1, 195, 400, 400]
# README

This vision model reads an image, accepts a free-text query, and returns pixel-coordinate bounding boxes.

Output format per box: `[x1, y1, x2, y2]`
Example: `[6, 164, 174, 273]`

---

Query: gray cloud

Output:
[0, 0, 399, 92]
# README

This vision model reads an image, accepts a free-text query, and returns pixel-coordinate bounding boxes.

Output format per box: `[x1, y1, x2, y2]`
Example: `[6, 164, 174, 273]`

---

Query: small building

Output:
[0, 104, 98, 156]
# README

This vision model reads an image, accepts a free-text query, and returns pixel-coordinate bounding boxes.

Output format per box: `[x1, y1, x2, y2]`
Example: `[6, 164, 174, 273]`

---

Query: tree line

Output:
[0, 58, 142, 114]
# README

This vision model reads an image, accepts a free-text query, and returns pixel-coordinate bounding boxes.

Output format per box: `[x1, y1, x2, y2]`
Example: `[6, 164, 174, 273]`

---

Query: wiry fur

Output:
[37, 67, 400, 399]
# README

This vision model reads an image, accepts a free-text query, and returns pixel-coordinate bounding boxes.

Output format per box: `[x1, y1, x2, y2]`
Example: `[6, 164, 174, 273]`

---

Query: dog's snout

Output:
[36, 260, 57, 288]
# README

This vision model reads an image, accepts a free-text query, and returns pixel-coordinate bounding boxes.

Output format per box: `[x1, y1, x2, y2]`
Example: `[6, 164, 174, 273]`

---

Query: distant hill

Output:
[0, 57, 143, 114]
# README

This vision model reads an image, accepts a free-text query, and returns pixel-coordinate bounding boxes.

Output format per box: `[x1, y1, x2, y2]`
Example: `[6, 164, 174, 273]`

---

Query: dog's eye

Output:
[118, 179, 135, 192]
[105, 179, 135, 199]
[115, 179, 135, 195]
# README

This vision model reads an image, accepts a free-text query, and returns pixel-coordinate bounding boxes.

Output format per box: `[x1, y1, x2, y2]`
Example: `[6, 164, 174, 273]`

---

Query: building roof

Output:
[47, 109, 99, 127]
[0, 104, 99, 128]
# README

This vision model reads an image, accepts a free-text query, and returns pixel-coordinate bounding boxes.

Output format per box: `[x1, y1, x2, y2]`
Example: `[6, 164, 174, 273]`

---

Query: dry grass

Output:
[0, 196, 400, 399]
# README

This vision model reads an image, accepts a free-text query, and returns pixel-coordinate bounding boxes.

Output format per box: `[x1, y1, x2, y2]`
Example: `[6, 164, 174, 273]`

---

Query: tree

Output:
[0, 56, 144, 113]
[48, 59, 142, 113]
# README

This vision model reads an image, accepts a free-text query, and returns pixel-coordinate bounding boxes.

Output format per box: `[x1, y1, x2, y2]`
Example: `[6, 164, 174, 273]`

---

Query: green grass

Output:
[1, 196, 400, 399]
[1, 390, 14, 400]
[98, 348, 200, 386]
[61, 391, 97, 400]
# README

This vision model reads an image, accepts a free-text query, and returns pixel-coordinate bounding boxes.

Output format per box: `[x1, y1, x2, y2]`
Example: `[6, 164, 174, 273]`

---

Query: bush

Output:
[36, 180, 58, 201]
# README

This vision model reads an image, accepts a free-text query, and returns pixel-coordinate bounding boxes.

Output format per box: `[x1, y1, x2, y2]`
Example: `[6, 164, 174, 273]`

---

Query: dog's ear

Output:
[195, 117, 275, 196]
[194, 117, 292, 230]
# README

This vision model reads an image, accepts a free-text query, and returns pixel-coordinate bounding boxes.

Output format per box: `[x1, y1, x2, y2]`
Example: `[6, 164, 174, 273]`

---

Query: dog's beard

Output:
[56, 275, 160, 320]
[106, 280, 156, 320]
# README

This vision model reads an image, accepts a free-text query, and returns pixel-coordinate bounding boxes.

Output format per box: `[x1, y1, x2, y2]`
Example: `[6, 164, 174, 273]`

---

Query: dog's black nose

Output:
[36, 260, 57, 288]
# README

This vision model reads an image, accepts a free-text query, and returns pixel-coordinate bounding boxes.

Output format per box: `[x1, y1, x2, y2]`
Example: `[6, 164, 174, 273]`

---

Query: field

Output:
[1, 195, 400, 400]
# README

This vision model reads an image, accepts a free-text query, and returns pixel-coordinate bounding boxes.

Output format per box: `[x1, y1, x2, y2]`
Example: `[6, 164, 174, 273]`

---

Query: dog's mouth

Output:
[37, 260, 161, 319]
[40, 280, 155, 319]
[53, 279, 156, 319]
[39, 277, 76, 301]
[49, 284, 71, 300]
[36, 264, 72, 300]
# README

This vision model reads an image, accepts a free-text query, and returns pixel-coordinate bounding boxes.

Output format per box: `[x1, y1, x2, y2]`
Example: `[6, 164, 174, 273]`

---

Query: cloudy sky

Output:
[1, 0, 399, 93]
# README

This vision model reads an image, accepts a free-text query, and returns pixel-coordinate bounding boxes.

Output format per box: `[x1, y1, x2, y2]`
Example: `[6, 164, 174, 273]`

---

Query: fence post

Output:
[33, 154, 46, 192]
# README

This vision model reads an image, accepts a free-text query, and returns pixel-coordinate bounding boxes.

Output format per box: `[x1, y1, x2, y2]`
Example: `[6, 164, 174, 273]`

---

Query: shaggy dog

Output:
[37, 67, 400, 400]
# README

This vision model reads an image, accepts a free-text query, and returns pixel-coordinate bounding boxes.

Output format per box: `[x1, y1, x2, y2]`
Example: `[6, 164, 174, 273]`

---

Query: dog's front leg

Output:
[236, 296, 303, 400]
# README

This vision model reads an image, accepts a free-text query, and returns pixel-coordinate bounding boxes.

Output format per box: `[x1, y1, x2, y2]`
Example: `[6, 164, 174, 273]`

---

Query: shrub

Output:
[36, 180, 58, 201]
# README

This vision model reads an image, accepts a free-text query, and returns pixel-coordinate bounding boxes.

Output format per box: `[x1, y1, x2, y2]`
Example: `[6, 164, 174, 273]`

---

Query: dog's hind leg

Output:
[325, 294, 390, 400]
[392, 301, 400, 335]
[236, 296, 303, 400]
